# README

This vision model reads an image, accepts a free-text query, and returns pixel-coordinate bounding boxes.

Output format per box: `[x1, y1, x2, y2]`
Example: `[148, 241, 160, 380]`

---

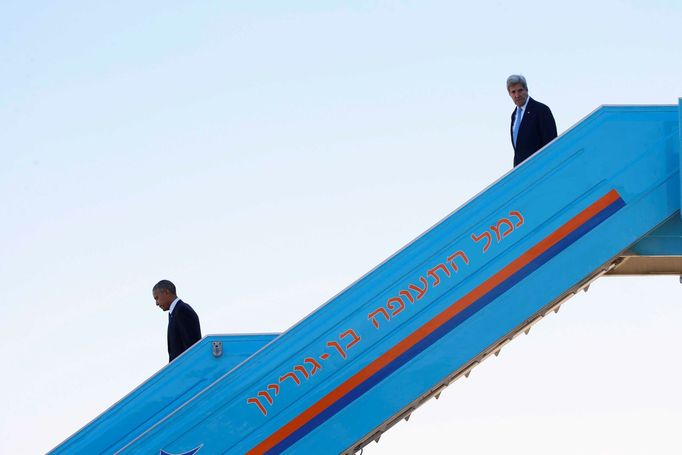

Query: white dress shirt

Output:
[169, 297, 180, 314]
[513, 97, 530, 132]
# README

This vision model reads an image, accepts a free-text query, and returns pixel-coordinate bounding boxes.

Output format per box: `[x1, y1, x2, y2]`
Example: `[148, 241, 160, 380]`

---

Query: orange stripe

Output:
[249, 189, 621, 454]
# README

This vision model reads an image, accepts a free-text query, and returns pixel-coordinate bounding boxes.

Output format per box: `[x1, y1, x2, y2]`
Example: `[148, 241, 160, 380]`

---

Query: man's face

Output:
[508, 83, 529, 107]
[153, 288, 174, 311]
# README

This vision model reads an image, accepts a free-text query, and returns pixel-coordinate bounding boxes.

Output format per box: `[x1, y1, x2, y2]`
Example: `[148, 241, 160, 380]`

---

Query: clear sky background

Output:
[1, 1, 681, 453]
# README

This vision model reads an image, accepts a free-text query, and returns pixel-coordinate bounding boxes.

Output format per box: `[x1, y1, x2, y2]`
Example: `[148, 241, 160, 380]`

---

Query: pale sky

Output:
[1, 1, 681, 454]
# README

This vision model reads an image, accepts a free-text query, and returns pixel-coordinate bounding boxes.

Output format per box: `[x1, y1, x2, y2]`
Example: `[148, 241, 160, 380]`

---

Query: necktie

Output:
[513, 106, 523, 147]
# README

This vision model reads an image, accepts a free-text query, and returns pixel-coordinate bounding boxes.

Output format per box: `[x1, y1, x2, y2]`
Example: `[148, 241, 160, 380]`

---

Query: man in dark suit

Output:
[507, 74, 558, 167]
[153, 280, 202, 362]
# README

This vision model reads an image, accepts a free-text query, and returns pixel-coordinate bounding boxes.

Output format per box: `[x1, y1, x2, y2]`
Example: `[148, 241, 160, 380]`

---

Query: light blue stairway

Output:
[53, 100, 682, 455]
[49, 334, 277, 454]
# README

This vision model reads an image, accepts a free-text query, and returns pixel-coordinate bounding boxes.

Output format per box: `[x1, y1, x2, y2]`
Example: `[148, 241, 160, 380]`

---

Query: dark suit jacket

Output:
[511, 97, 558, 167]
[167, 300, 201, 362]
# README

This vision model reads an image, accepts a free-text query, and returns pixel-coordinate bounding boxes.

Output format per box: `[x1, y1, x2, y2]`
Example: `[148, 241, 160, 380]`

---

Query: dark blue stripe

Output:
[267, 196, 625, 454]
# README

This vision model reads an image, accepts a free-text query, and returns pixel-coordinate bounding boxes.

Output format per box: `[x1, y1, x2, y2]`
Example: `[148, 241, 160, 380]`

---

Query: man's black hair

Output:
[153, 280, 176, 295]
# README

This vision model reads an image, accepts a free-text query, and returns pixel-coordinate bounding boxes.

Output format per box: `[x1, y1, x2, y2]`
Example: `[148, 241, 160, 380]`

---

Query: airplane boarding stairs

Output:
[49, 334, 278, 454]
[53, 101, 682, 454]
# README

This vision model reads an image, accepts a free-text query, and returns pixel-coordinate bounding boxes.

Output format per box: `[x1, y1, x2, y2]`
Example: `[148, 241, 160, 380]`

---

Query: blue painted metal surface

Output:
[630, 216, 682, 255]
[679, 98, 682, 218]
[50, 334, 277, 454]
[54, 103, 682, 455]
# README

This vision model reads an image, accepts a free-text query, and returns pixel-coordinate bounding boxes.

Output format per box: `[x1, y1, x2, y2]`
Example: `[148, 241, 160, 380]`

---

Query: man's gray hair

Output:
[506, 74, 528, 90]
